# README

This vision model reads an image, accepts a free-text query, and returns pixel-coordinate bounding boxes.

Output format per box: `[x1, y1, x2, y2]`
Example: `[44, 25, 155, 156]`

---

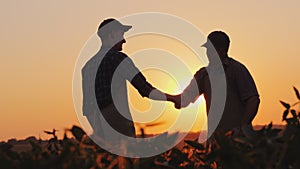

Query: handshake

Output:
[166, 94, 189, 109]
[148, 90, 190, 109]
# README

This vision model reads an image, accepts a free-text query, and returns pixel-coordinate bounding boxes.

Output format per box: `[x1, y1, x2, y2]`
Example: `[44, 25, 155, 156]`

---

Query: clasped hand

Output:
[167, 94, 189, 109]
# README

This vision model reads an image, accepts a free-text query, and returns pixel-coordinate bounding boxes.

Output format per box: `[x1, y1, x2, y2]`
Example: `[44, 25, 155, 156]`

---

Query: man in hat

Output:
[172, 31, 260, 137]
[82, 18, 175, 139]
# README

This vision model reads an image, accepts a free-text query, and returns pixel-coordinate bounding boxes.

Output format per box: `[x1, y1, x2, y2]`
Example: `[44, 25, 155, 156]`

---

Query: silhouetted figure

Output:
[82, 18, 173, 139]
[172, 31, 260, 137]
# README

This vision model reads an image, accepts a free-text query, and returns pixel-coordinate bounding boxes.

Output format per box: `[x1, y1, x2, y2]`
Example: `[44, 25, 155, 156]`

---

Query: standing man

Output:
[82, 18, 174, 139]
[173, 31, 260, 136]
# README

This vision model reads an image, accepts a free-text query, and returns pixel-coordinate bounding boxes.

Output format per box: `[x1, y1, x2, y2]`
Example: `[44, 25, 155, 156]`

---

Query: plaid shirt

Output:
[93, 48, 155, 108]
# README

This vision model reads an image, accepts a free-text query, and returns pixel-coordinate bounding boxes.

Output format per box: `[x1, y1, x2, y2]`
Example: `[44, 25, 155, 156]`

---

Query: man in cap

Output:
[82, 18, 175, 139]
[172, 31, 260, 137]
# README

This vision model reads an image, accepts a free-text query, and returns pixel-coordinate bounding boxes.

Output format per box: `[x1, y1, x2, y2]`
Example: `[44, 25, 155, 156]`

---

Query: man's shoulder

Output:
[194, 67, 208, 78]
[198, 67, 208, 73]
[82, 56, 96, 72]
[82, 54, 102, 71]
[227, 57, 256, 81]
[228, 57, 248, 71]
[105, 51, 129, 63]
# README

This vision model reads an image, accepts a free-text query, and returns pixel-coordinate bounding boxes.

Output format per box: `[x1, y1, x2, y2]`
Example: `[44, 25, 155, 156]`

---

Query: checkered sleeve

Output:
[115, 53, 155, 98]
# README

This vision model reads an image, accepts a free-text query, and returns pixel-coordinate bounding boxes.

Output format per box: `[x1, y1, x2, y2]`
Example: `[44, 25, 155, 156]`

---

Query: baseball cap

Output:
[202, 31, 230, 49]
[98, 18, 132, 34]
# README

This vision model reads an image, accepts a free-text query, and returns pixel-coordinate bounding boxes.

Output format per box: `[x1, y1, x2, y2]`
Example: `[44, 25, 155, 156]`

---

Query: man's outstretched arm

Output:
[175, 76, 202, 109]
[130, 72, 178, 104]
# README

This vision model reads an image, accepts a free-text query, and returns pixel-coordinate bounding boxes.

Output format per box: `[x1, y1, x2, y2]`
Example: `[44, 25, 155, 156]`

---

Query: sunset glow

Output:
[1, 0, 300, 141]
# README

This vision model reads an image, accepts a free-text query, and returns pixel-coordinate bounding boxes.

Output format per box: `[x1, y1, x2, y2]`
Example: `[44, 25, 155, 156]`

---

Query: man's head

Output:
[202, 31, 230, 52]
[97, 18, 132, 51]
[202, 31, 230, 62]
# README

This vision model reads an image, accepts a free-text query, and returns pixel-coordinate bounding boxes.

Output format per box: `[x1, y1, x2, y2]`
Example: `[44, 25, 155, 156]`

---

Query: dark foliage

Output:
[1, 87, 299, 169]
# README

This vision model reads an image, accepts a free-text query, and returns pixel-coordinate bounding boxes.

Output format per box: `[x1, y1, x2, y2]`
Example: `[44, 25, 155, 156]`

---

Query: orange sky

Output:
[1, 0, 300, 141]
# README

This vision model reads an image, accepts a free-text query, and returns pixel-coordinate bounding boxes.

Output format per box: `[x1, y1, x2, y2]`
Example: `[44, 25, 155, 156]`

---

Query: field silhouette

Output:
[0, 87, 299, 169]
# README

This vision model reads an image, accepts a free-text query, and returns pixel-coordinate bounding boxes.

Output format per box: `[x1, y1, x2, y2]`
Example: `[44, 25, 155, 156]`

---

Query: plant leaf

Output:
[293, 86, 300, 100]
[286, 117, 296, 124]
[71, 125, 86, 141]
[267, 122, 273, 130]
[282, 110, 289, 121]
[291, 109, 297, 119]
[280, 100, 290, 109]
[184, 140, 204, 150]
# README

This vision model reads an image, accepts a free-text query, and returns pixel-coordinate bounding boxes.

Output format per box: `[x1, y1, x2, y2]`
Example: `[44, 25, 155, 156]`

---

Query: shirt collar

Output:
[207, 57, 231, 73]
[222, 57, 231, 67]
[100, 46, 115, 52]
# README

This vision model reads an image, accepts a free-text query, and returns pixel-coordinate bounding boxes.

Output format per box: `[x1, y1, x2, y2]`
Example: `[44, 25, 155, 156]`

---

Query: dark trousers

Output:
[86, 103, 136, 139]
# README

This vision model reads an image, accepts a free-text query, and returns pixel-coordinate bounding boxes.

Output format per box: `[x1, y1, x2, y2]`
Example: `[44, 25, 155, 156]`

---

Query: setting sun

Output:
[1, 1, 299, 142]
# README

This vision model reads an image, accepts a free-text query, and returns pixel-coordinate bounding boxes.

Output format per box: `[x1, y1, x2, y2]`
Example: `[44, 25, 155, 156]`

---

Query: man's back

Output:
[95, 49, 128, 109]
[82, 51, 104, 117]
[82, 48, 136, 137]
[191, 57, 259, 133]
